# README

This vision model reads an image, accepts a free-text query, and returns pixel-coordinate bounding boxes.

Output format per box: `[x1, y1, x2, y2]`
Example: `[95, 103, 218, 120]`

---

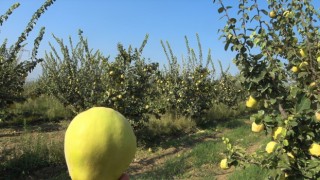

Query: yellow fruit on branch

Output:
[299, 61, 308, 70]
[299, 49, 307, 58]
[64, 107, 137, 180]
[251, 122, 264, 133]
[273, 127, 284, 140]
[266, 141, 277, 154]
[291, 66, 299, 73]
[246, 96, 257, 108]
[269, 11, 277, 18]
[315, 111, 320, 121]
[309, 143, 320, 156]
[317, 56, 320, 63]
[220, 158, 229, 169]
[309, 82, 316, 88]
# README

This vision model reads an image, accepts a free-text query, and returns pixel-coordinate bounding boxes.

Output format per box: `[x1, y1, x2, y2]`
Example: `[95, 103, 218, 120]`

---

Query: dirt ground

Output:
[0, 121, 256, 180]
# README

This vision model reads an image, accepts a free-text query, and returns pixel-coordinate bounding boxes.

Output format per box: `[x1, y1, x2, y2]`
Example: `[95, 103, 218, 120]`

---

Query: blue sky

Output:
[0, 0, 242, 80]
[3, 0, 318, 80]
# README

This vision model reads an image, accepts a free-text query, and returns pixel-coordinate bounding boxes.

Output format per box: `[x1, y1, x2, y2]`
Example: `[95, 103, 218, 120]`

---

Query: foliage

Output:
[159, 34, 217, 123]
[41, 32, 240, 126]
[0, 133, 65, 179]
[0, 0, 56, 110]
[214, 0, 320, 178]
[41, 31, 161, 130]
[143, 113, 196, 144]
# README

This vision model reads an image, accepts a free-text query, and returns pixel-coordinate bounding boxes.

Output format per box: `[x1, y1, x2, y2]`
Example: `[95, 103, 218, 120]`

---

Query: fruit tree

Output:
[0, 0, 55, 121]
[214, 0, 320, 179]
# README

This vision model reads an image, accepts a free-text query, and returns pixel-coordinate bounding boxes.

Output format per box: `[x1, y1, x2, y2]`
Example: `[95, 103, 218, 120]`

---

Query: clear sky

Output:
[1, 0, 318, 80]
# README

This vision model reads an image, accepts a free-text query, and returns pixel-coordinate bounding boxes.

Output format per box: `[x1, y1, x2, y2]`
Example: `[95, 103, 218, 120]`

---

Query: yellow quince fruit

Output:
[315, 111, 320, 121]
[309, 143, 320, 156]
[246, 96, 257, 108]
[299, 49, 307, 58]
[269, 11, 277, 18]
[252, 122, 264, 133]
[64, 107, 137, 180]
[220, 158, 229, 169]
[273, 127, 284, 140]
[266, 141, 277, 154]
[291, 66, 299, 73]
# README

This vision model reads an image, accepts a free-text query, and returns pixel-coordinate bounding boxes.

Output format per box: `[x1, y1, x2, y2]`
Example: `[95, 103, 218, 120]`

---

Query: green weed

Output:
[0, 132, 65, 179]
[228, 165, 269, 180]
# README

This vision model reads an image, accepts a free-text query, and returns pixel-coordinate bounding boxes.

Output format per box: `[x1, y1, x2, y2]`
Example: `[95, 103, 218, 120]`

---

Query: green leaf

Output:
[296, 95, 311, 113]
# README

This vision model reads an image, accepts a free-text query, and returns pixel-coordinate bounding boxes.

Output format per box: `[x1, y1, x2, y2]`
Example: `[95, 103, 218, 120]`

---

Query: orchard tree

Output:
[214, 0, 320, 179]
[41, 31, 162, 130]
[159, 34, 217, 124]
[0, 0, 56, 110]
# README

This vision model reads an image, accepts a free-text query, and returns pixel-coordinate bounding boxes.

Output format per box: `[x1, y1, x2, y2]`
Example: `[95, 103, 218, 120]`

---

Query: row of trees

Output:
[39, 31, 246, 129]
[0, 1, 246, 132]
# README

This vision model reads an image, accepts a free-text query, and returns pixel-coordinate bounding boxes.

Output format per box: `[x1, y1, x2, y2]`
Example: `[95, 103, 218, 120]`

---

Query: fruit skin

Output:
[299, 61, 308, 70]
[220, 158, 229, 169]
[246, 96, 257, 108]
[269, 11, 277, 18]
[299, 49, 307, 58]
[315, 111, 320, 121]
[266, 141, 277, 154]
[310, 82, 316, 87]
[64, 107, 137, 180]
[252, 122, 264, 133]
[291, 66, 298, 73]
[317, 56, 320, 63]
[309, 143, 320, 156]
[273, 127, 284, 140]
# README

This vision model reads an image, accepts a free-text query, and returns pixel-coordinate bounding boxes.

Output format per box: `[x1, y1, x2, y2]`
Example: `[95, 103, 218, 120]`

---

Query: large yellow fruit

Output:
[309, 143, 320, 156]
[269, 11, 277, 18]
[291, 66, 298, 73]
[310, 82, 316, 88]
[315, 111, 320, 121]
[220, 158, 229, 169]
[251, 122, 264, 133]
[266, 141, 277, 154]
[299, 49, 307, 58]
[64, 107, 137, 180]
[246, 96, 257, 108]
[273, 127, 284, 140]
